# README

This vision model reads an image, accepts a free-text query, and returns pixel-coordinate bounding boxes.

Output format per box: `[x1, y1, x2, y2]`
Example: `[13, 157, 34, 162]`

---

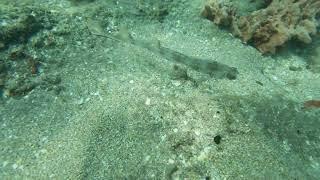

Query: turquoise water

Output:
[0, 0, 319, 179]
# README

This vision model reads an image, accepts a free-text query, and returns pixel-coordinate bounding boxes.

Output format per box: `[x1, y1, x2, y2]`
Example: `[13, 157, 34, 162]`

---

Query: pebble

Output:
[12, 163, 18, 169]
[145, 98, 151, 106]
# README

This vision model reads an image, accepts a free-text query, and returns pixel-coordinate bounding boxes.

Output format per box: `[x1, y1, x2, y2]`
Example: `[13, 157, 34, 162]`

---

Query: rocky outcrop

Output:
[202, 0, 320, 54]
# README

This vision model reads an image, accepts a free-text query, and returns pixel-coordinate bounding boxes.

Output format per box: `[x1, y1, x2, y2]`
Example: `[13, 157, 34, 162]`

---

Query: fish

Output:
[87, 24, 238, 80]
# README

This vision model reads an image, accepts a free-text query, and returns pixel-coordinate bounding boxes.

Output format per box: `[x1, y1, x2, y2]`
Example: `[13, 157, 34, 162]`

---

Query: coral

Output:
[202, 0, 320, 54]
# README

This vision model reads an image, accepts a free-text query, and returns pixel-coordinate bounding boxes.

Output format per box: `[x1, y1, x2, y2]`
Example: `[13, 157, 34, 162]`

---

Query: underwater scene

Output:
[0, 0, 320, 179]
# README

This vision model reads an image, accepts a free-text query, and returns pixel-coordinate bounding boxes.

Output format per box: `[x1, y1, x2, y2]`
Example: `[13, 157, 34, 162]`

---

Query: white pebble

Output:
[172, 81, 181, 87]
[145, 98, 151, 106]
[12, 163, 18, 169]
[2, 161, 8, 167]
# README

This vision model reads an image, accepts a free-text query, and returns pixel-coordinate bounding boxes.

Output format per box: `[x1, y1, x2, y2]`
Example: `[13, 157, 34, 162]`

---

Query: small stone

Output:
[2, 161, 8, 167]
[172, 80, 181, 87]
[144, 155, 151, 161]
[214, 135, 222, 144]
[168, 159, 175, 164]
[12, 163, 18, 169]
[76, 98, 84, 105]
[0, 42, 5, 49]
[145, 98, 151, 106]
[289, 65, 303, 71]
